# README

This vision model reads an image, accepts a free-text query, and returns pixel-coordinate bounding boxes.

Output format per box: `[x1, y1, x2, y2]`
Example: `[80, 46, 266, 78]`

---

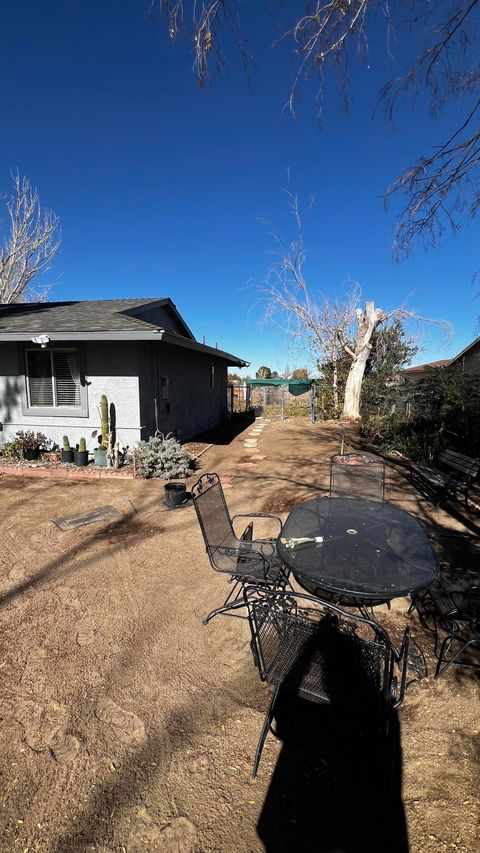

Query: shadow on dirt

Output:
[187, 412, 256, 446]
[0, 489, 172, 609]
[255, 622, 409, 853]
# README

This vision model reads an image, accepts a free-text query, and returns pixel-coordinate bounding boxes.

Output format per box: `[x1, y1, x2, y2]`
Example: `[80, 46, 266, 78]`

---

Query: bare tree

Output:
[260, 191, 448, 420]
[153, 1, 480, 257]
[0, 173, 60, 304]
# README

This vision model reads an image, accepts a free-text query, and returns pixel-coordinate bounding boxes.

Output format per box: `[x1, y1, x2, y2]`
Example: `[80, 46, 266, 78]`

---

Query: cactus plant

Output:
[63, 435, 70, 450]
[100, 394, 109, 449]
[79, 437, 86, 452]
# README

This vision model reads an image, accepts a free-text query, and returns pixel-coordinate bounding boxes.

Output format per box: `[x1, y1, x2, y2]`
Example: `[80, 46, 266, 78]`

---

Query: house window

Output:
[26, 349, 81, 408]
[160, 376, 169, 400]
[210, 364, 215, 390]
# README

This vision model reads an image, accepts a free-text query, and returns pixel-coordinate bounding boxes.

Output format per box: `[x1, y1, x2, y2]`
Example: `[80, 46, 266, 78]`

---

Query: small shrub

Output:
[0, 440, 21, 460]
[135, 433, 192, 480]
[13, 430, 47, 452]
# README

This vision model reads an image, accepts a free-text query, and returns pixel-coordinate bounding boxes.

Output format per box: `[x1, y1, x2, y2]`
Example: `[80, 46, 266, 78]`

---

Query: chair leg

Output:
[252, 685, 280, 779]
[435, 635, 480, 679]
[202, 596, 247, 625]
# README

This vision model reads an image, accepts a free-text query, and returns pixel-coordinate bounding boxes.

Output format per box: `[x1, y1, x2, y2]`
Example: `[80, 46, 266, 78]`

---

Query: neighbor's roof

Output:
[0, 298, 248, 367]
[449, 335, 480, 365]
[401, 359, 452, 375]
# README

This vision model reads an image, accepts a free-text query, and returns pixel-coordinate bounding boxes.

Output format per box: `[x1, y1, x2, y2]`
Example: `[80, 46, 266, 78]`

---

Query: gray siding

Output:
[0, 342, 142, 449]
[0, 339, 231, 448]
[138, 342, 228, 440]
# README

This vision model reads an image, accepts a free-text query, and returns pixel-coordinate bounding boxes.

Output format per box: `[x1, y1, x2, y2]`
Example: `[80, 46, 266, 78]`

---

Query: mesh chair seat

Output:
[234, 551, 286, 584]
[209, 535, 278, 577]
[254, 603, 388, 706]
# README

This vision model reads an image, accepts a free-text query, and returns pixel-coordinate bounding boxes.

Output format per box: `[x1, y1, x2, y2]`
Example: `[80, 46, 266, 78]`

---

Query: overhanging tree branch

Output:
[153, 1, 480, 257]
[0, 173, 60, 304]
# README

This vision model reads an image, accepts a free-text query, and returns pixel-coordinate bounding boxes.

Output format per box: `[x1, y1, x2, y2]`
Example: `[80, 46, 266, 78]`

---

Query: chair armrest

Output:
[232, 512, 282, 536]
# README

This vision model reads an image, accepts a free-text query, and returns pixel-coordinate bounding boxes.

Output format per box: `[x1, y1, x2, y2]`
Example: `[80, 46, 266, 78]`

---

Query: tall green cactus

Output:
[100, 394, 109, 449]
[79, 437, 86, 453]
[63, 435, 70, 450]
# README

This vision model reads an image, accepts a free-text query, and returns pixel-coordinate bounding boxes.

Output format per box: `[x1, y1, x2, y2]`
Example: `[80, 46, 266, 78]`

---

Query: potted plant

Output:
[73, 437, 89, 467]
[14, 430, 47, 461]
[93, 394, 109, 467]
[61, 435, 74, 463]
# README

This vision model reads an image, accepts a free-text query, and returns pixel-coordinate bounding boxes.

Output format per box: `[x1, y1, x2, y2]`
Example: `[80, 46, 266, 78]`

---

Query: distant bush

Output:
[359, 414, 446, 463]
[135, 433, 192, 479]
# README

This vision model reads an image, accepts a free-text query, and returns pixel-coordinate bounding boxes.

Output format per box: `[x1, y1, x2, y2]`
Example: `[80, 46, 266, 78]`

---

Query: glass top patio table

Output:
[277, 497, 438, 602]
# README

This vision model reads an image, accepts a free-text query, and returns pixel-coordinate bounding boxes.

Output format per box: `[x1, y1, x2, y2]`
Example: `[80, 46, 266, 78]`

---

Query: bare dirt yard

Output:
[0, 418, 478, 852]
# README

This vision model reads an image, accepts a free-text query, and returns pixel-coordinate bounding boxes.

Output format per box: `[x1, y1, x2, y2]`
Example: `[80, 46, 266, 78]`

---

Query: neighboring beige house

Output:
[449, 336, 480, 373]
[397, 336, 480, 415]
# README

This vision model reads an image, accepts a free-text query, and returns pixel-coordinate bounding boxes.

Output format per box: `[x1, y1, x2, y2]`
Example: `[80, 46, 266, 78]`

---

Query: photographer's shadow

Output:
[255, 624, 409, 853]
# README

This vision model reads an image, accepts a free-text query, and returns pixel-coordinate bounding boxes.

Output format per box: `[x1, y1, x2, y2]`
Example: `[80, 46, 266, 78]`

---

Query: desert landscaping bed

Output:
[0, 418, 478, 852]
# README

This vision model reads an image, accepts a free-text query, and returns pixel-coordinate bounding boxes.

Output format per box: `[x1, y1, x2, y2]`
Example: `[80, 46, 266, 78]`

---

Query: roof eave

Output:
[159, 330, 248, 366]
[0, 329, 249, 367]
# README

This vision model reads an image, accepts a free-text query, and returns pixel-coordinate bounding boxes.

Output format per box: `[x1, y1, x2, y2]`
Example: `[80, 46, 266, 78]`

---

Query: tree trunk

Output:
[342, 301, 383, 421]
[332, 357, 338, 408]
[343, 349, 370, 420]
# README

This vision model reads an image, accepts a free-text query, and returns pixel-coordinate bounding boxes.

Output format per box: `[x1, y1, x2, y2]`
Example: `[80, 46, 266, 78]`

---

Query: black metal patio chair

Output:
[191, 472, 290, 625]
[434, 587, 480, 678]
[330, 452, 386, 503]
[244, 586, 410, 777]
[409, 564, 480, 662]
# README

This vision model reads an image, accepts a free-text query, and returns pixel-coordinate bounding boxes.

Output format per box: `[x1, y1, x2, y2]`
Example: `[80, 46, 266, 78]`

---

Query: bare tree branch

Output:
[152, 1, 480, 257]
[0, 173, 60, 304]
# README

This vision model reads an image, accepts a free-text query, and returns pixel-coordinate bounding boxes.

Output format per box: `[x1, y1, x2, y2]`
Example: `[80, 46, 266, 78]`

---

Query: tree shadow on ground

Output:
[0, 488, 197, 609]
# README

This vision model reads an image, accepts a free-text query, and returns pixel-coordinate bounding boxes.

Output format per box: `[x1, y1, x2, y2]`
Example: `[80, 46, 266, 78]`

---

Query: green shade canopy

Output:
[246, 378, 314, 397]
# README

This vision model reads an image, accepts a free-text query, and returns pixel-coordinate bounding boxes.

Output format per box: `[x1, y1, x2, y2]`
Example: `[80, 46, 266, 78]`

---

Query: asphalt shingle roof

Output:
[0, 299, 167, 333]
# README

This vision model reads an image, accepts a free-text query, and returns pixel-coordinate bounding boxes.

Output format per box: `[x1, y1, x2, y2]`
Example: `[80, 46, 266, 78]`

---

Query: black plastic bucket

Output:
[164, 482, 187, 508]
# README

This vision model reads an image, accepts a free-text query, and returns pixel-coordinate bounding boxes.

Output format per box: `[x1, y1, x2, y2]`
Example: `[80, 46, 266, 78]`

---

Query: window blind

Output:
[53, 350, 81, 406]
[27, 350, 54, 406]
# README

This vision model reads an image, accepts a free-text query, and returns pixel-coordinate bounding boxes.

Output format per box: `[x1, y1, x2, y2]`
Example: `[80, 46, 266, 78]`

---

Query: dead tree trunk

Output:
[341, 301, 384, 421]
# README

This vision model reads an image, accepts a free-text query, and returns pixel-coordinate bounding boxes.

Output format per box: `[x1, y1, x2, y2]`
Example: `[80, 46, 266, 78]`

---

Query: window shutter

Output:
[53, 350, 81, 406]
[27, 351, 54, 406]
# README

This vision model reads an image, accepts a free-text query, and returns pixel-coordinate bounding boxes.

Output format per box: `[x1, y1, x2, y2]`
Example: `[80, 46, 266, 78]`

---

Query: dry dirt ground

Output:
[0, 418, 479, 853]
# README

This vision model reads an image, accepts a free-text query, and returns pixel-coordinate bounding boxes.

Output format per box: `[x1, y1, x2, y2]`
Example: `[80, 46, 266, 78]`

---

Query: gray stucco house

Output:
[0, 298, 247, 448]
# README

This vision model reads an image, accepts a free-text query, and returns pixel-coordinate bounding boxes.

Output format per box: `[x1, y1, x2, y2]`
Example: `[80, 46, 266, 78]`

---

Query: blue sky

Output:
[0, 1, 478, 375]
